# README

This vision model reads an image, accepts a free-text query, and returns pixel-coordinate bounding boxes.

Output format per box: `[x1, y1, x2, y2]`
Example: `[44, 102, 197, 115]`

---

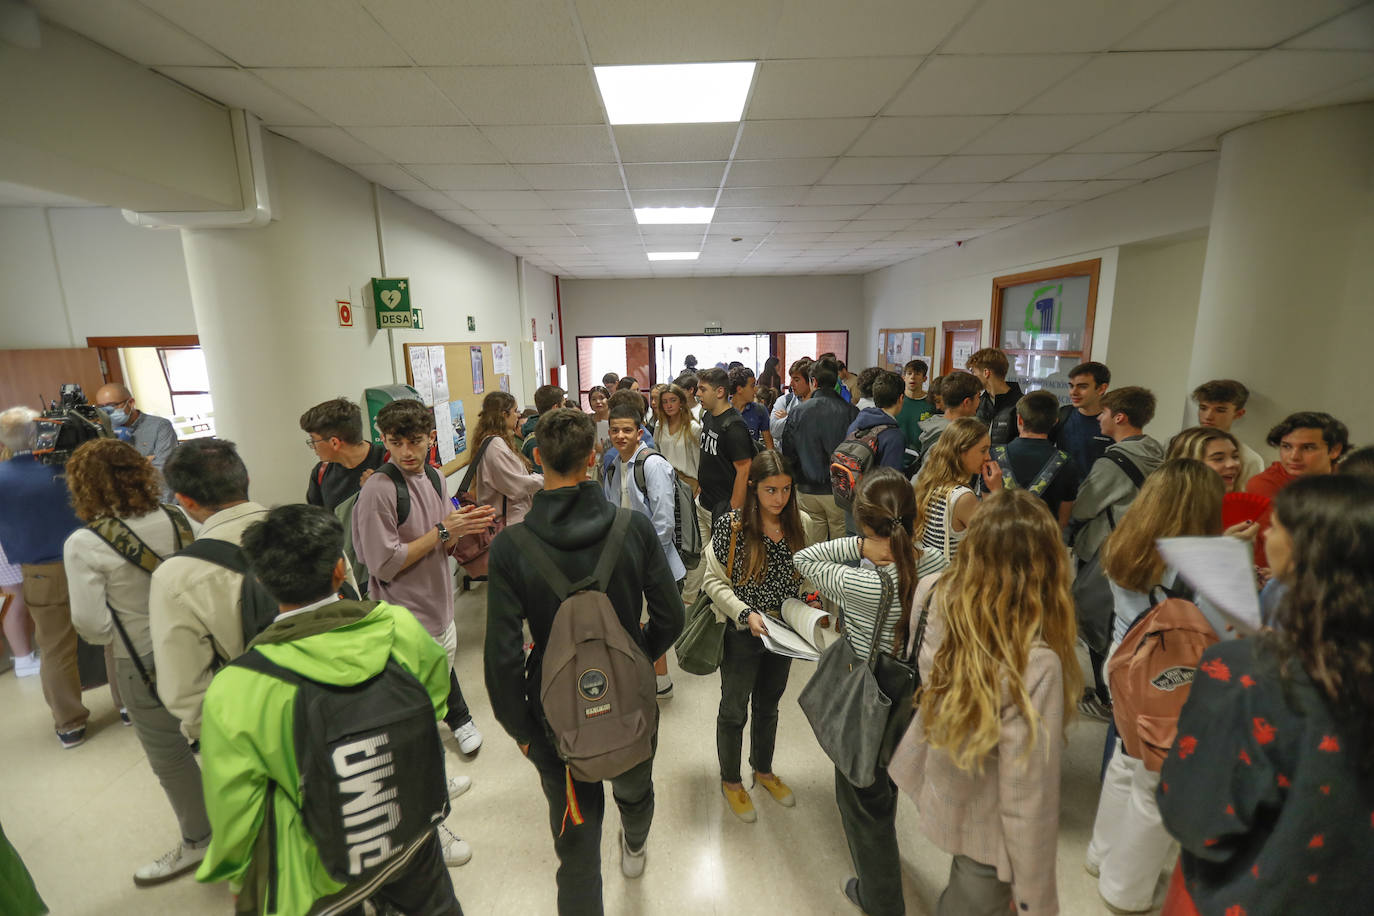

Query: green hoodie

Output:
[196, 600, 449, 915]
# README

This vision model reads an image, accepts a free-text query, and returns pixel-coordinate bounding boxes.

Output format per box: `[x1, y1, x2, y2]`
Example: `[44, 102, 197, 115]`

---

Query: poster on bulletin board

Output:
[470, 346, 485, 394]
[402, 340, 510, 476]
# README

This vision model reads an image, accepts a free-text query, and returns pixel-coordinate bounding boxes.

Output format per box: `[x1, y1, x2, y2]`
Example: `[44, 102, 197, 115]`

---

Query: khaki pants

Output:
[21, 562, 88, 732]
[797, 492, 846, 547]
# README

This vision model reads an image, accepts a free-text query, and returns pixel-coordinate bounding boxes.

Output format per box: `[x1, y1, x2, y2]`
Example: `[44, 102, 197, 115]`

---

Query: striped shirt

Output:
[919, 485, 971, 566]
[793, 536, 946, 663]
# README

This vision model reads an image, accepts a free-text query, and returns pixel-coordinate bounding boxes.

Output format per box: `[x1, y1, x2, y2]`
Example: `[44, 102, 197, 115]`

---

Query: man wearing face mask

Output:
[94, 383, 178, 474]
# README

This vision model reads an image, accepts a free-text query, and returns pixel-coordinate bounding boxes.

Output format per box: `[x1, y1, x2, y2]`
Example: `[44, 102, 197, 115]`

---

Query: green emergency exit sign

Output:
[372, 278, 413, 329]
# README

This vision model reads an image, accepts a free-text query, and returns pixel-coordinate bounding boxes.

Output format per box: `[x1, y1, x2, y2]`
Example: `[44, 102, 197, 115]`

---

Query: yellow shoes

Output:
[721, 782, 757, 822]
[752, 772, 796, 808]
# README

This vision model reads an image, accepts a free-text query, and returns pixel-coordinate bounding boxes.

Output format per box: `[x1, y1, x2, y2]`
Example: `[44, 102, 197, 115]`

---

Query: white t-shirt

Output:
[655, 418, 702, 479]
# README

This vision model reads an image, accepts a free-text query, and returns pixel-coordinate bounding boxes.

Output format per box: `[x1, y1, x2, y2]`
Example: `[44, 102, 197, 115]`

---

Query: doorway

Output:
[88, 335, 216, 438]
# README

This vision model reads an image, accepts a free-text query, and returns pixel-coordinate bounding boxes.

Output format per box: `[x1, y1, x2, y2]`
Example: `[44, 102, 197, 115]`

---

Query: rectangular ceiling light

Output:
[634, 206, 714, 225]
[647, 251, 700, 261]
[595, 62, 756, 125]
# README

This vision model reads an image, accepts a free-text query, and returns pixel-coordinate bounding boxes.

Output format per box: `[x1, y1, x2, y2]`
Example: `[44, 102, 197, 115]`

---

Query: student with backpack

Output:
[697, 367, 756, 526]
[485, 408, 683, 915]
[301, 397, 386, 510]
[63, 439, 208, 887]
[914, 370, 983, 470]
[994, 391, 1081, 528]
[521, 384, 569, 473]
[833, 370, 905, 533]
[966, 348, 1024, 446]
[782, 358, 859, 546]
[197, 504, 465, 916]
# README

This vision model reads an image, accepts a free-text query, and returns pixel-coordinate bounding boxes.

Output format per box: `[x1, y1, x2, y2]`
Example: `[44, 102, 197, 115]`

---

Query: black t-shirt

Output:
[1002, 437, 1081, 516]
[1053, 406, 1112, 477]
[699, 408, 755, 518]
[306, 442, 387, 510]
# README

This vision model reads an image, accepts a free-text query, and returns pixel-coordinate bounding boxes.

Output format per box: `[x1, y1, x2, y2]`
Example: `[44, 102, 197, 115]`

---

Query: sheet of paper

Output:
[408, 347, 433, 406]
[1156, 536, 1262, 634]
[428, 346, 449, 403]
[470, 345, 485, 394]
[492, 341, 511, 375]
[433, 402, 455, 465]
[780, 598, 833, 651]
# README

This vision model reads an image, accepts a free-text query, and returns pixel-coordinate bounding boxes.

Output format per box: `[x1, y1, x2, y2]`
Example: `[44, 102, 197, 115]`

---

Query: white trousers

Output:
[1086, 741, 1178, 911]
[438, 618, 458, 674]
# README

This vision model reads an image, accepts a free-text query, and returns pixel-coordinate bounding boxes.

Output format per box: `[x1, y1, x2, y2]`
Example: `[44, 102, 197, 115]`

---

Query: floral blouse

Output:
[710, 509, 801, 618]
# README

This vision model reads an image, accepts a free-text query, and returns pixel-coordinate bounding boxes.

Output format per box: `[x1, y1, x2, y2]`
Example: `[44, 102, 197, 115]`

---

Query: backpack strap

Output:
[457, 436, 498, 494]
[505, 525, 576, 601]
[1026, 449, 1069, 496]
[162, 505, 194, 549]
[505, 509, 633, 601]
[375, 462, 411, 525]
[1104, 450, 1146, 489]
[592, 510, 633, 592]
[231, 647, 308, 685]
[990, 444, 1017, 489]
[178, 536, 247, 572]
[631, 449, 671, 502]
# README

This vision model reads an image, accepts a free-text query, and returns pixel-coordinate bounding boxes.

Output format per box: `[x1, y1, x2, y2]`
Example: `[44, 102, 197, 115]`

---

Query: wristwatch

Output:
[435, 522, 450, 543]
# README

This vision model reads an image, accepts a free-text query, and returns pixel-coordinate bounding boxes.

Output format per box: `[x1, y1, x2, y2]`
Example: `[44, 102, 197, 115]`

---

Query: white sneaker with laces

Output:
[655, 674, 673, 699]
[453, 720, 483, 754]
[446, 773, 471, 800]
[14, 652, 40, 678]
[619, 830, 646, 879]
[133, 838, 209, 887]
[439, 824, 472, 867]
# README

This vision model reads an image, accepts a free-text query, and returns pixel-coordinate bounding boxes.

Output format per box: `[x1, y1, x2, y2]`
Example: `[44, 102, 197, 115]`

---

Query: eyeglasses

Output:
[96, 398, 131, 409]
[305, 437, 326, 450]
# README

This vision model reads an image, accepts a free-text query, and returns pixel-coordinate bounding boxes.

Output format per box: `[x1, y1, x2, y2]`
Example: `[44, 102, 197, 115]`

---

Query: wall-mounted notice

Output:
[434, 402, 456, 465]
[408, 346, 433, 406]
[492, 342, 511, 376]
[428, 346, 449, 402]
[470, 346, 485, 395]
[450, 400, 466, 455]
[372, 277, 413, 329]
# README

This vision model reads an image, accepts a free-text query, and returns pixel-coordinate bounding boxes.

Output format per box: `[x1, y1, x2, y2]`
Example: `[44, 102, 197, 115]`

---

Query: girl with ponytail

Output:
[792, 466, 945, 916]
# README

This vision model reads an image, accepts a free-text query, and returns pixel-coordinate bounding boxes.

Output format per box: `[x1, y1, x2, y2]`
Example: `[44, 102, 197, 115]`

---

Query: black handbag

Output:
[874, 591, 930, 768]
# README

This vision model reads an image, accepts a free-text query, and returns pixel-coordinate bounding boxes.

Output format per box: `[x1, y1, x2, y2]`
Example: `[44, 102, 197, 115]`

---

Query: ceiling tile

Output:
[917, 154, 1049, 182]
[482, 125, 616, 163]
[574, 0, 775, 63]
[255, 68, 462, 125]
[936, 201, 1024, 218]
[960, 115, 1128, 154]
[718, 186, 809, 206]
[270, 126, 387, 163]
[396, 190, 463, 209]
[1071, 110, 1263, 152]
[33, 0, 233, 66]
[623, 162, 726, 189]
[499, 223, 575, 237]
[1014, 153, 1150, 180]
[1119, 0, 1366, 50]
[1050, 179, 1140, 199]
[863, 203, 948, 220]
[715, 206, 796, 222]
[407, 164, 530, 190]
[349, 163, 428, 190]
[571, 225, 641, 238]
[770, 0, 979, 57]
[630, 189, 719, 207]
[517, 164, 625, 190]
[1291, 73, 1374, 108]
[560, 208, 635, 225]
[886, 54, 1091, 116]
[1285, 3, 1374, 49]
[1106, 151, 1217, 180]
[157, 67, 328, 125]
[539, 190, 631, 209]
[801, 185, 901, 206]
[770, 221, 850, 234]
[837, 219, 913, 232]
[140, 0, 411, 66]
[970, 180, 1082, 201]
[447, 190, 549, 210]
[725, 159, 837, 187]
[432, 208, 487, 226]
[613, 124, 739, 163]
[348, 126, 504, 163]
[1010, 200, 1074, 217]
[784, 205, 872, 220]
[820, 157, 942, 184]
[748, 58, 921, 120]
[849, 117, 1002, 156]
[426, 66, 604, 124]
[362, 0, 583, 64]
[1158, 51, 1374, 111]
[708, 221, 781, 236]
[736, 119, 870, 159]
[1023, 52, 1254, 114]
[944, 0, 1173, 52]
[473, 209, 566, 225]
[885, 183, 992, 203]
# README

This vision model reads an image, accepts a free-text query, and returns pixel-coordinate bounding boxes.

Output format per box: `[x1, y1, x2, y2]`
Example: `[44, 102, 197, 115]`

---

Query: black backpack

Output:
[630, 449, 703, 569]
[232, 646, 449, 884]
[177, 538, 281, 658]
[374, 461, 443, 525]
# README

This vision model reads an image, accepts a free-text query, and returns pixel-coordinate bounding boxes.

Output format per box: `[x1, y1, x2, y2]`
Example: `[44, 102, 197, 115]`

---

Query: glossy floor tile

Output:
[0, 585, 1156, 915]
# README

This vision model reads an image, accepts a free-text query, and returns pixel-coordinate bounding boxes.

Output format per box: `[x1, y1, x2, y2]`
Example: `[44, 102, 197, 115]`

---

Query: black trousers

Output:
[442, 668, 472, 730]
[716, 627, 793, 784]
[834, 765, 906, 916]
[525, 727, 658, 916]
[339, 829, 463, 916]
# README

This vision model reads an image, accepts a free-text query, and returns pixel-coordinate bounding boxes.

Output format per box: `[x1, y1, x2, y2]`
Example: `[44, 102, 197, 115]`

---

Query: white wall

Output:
[520, 260, 563, 389]
[558, 275, 864, 395]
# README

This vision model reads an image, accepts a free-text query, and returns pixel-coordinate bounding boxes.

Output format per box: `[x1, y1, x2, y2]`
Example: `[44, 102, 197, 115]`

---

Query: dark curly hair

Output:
[66, 438, 163, 521]
[1268, 474, 1374, 775]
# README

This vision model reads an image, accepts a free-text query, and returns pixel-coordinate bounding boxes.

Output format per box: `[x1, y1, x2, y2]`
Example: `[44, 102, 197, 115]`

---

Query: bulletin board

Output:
[877, 327, 935, 373]
[401, 341, 512, 477]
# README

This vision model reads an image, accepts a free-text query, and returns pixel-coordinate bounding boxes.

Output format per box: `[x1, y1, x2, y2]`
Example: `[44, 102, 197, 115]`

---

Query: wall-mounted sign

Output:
[337, 300, 353, 327]
[704, 322, 723, 336]
[372, 278, 413, 329]
[412, 308, 424, 330]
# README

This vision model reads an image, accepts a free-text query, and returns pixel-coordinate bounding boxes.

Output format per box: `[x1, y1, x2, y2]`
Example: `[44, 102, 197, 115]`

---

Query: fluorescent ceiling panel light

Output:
[647, 251, 700, 261]
[595, 62, 756, 125]
[634, 206, 714, 224]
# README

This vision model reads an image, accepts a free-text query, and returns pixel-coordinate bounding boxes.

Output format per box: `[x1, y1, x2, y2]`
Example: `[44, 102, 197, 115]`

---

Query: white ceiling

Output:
[30, 0, 1374, 278]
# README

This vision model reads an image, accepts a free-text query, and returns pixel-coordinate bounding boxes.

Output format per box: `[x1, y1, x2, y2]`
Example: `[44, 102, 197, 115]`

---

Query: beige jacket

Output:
[699, 530, 751, 630]
[888, 575, 1065, 915]
[148, 501, 269, 740]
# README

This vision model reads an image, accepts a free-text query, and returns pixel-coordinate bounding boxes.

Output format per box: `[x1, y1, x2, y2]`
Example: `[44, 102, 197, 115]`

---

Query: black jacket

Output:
[976, 381, 1024, 446]
[484, 481, 684, 744]
[781, 388, 859, 494]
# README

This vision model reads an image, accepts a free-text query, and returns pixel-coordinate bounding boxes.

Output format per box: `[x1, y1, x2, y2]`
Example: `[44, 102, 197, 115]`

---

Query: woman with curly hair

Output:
[62, 437, 208, 887]
[1167, 426, 1245, 492]
[912, 416, 1002, 569]
[1159, 474, 1374, 915]
[890, 489, 1081, 915]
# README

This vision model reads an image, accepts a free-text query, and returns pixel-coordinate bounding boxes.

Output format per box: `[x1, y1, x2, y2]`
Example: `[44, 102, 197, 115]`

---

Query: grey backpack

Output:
[508, 511, 657, 782]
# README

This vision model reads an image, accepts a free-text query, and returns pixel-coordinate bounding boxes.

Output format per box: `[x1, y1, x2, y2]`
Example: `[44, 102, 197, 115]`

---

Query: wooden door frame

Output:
[988, 258, 1100, 361]
[86, 335, 200, 386]
[940, 319, 983, 377]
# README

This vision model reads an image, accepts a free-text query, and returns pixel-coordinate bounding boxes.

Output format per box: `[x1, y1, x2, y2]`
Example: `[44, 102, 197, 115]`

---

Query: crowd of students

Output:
[0, 343, 1370, 916]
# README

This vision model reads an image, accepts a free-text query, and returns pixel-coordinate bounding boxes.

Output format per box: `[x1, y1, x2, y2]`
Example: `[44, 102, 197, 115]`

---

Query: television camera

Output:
[33, 383, 114, 466]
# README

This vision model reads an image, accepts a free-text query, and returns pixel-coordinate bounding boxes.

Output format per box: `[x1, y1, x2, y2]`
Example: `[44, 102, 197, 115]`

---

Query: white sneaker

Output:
[14, 652, 39, 678]
[446, 773, 471, 800]
[619, 829, 646, 879]
[133, 838, 209, 887]
[655, 674, 673, 699]
[453, 720, 483, 755]
[439, 824, 471, 867]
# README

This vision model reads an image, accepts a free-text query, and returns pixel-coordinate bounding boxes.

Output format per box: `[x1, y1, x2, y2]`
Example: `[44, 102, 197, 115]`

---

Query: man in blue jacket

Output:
[846, 370, 906, 471]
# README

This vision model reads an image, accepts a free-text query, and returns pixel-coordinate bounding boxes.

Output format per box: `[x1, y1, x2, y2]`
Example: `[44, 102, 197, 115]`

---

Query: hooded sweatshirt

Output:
[847, 407, 906, 471]
[1069, 434, 1166, 561]
[196, 599, 450, 916]
[484, 481, 684, 745]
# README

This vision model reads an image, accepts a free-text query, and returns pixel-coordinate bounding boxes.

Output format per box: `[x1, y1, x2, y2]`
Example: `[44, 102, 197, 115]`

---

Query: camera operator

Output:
[0, 407, 100, 748]
[94, 383, 178, 474]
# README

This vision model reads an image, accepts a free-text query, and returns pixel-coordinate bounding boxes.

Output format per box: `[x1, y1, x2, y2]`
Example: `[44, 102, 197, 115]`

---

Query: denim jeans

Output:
[716, 627, 793, 783]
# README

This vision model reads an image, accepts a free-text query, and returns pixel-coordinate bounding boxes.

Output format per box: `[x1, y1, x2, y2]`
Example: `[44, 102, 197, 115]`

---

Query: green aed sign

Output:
[372, 277, 414, 329]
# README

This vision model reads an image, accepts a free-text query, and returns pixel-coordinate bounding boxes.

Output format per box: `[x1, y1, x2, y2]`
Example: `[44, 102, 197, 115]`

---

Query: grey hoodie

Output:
[1069, 434, 1166, 561]
[916, 414, 951, 459]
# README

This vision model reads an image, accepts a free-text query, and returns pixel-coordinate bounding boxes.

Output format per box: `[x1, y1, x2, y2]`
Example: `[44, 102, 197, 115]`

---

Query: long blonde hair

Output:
[1168, 426, 1242, 492]
[918, 489, 1080, 771]
[913, 417, 988, 534]
[1101, 458, 1222, 593]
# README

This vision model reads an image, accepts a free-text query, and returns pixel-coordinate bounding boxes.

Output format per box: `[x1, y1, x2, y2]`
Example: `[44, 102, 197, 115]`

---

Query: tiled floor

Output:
[1, 585, 1158, 915]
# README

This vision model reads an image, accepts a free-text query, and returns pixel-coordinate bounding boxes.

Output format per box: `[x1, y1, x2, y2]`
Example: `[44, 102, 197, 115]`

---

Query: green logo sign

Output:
[372, 278, 413, 329]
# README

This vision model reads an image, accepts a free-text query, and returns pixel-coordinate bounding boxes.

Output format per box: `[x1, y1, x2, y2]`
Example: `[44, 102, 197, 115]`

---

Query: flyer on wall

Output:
[470, 345, 485, 394]
[433, 402, 455, 465]
[428, 345, 449, 402]
[408, 347, 433, 406]
[492, 341, 511, 375]
[450, 400, 466, 454]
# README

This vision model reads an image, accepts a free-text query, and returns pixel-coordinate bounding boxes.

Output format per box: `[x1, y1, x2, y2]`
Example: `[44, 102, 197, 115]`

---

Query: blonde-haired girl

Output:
[1167, 425, 1244, 492]
[912, 417, 1002, 567]
[890, 489, 1079, 915]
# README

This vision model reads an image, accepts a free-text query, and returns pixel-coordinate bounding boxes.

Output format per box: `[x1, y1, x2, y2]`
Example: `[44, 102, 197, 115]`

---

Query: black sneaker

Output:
[843, 877, 865, 912]
[58, 726, 87, 749]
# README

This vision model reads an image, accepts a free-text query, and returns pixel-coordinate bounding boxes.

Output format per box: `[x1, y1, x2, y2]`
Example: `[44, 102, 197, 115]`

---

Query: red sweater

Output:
[1245, 461, 1294, 500]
